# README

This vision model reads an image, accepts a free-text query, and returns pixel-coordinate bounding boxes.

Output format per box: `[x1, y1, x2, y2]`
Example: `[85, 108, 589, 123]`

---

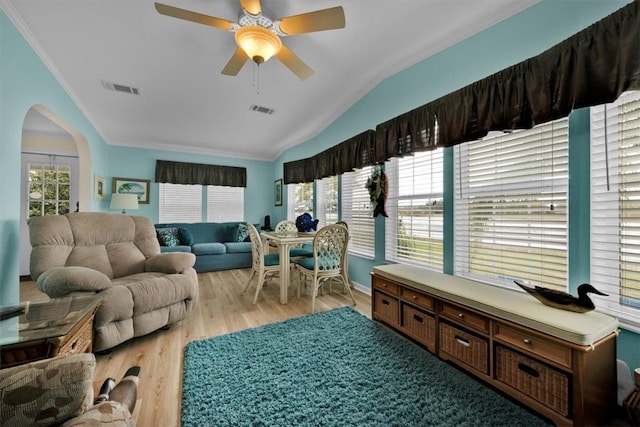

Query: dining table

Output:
[260, 230, 316, 304]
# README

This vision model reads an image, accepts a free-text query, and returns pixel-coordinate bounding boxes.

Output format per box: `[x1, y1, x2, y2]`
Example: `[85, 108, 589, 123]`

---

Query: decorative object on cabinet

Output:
[514, 280, 608, 313]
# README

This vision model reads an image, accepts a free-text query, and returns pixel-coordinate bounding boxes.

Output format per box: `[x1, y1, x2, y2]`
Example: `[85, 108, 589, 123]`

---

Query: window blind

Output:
[455, 118, 569, 291]
[287, 183, 313, 220]
[158, 183, 202, 223]
[385, 150, 444, 270]
[342, 167, 375, 258]
[591, 91, 640, 329]
[206, 186, 244, 222]
[316, 176, 338, 227]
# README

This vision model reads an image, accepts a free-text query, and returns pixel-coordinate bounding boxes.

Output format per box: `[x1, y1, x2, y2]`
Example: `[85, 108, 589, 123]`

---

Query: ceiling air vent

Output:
[249, 104, 275, 115]
[101, 80, 141, 96]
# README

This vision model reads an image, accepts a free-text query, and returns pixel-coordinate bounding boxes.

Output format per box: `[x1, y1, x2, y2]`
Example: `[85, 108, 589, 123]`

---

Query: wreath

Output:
[365, 165, 388, 218]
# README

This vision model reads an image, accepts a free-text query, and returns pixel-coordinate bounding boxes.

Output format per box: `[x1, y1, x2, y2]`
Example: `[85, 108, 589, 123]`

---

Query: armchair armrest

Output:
[145, 252, 196, 274]
[36, 266, 111, 298]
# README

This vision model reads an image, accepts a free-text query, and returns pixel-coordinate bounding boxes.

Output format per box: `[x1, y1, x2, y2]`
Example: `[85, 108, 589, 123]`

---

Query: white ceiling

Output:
[4, 0, 538, 161]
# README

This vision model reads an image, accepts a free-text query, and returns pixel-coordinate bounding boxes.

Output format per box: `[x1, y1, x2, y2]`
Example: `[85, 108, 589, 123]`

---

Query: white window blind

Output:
[287, 182, 313, 220]
[455, 118, 569, 291]
[316, 176, 338, 227]
[159, 183, 202, 223]
[385, 150, 444, 270]
[342, 166, 375, 258]
[591, 91, 640, 329]
[207, 186, 244, 222]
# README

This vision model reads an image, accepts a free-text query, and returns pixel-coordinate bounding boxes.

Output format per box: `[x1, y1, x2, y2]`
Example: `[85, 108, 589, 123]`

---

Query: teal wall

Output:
[104, 146, 273, 225]
[2, 1, 638, 370]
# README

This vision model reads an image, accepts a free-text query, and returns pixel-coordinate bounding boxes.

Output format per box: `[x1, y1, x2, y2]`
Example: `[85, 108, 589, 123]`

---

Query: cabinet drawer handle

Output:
[454, 335, 470, 347]
[517, 362, 540, 378]
[523, 338, 532, 345]
[413, 314, 424, 323]
[382, 283, 387, 287]
[412, 295, 417, 300]
[382, 299, 390, 306]
[458, 313, 464, 319]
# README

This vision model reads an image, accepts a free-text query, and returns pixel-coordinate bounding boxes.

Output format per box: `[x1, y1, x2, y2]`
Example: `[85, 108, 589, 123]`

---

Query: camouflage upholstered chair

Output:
[0, 353, 139, 426]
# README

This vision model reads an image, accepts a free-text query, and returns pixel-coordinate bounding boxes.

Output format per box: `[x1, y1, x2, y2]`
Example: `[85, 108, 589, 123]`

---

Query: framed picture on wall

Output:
[112, 177, 150, 204]
[94, 175, 106, 200]
[274, 179, 282, 206]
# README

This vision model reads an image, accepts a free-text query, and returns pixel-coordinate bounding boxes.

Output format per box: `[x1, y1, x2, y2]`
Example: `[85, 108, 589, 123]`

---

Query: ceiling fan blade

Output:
[240, 0, 261, 16]
[221, 48, 249, 76]
[275, 45, 313, 80]
[278, 6, 345, 36]
[155, 3, 235, 31]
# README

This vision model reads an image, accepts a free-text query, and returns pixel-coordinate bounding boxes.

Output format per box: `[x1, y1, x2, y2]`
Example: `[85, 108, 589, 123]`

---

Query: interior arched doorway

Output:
[19, 105, 91, 277]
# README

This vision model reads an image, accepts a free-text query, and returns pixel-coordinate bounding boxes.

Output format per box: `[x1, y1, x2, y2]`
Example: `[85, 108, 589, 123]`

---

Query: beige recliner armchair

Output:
[29, 212, 198, 352]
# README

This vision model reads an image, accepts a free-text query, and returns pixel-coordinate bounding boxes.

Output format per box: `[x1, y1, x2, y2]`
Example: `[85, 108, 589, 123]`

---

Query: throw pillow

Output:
[178, 228, 194, 246]
[156, 227, 179, 247]
[236, 223, 250, 242]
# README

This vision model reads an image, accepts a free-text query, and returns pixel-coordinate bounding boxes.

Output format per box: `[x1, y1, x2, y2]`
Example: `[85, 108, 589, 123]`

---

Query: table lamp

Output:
[110, 193, 139, 214]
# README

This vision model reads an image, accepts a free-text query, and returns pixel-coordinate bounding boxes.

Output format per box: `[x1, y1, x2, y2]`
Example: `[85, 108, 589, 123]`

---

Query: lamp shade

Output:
[235, 25, 282, 64]
[110, 193, 139, 214]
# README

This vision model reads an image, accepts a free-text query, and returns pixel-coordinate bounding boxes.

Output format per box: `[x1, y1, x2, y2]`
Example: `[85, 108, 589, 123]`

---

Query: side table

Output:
[0, 295, 102, 368]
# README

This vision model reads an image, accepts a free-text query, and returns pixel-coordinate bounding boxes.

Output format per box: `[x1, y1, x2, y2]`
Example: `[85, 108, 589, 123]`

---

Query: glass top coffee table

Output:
[0, 294, 102, 368]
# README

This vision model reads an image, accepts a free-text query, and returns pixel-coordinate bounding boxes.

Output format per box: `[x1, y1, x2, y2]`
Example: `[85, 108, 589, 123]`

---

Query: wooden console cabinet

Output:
[371, 265, 618, 427]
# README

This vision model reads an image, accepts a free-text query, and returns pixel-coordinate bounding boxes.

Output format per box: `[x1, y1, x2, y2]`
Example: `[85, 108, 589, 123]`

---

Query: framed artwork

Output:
[94, 174, 106, 200]
[112, 177, 150, 204]
[274, 179, 283, 206]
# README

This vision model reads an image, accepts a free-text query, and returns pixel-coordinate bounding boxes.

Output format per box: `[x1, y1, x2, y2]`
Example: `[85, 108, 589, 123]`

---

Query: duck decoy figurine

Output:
[514, 281, 608, 313]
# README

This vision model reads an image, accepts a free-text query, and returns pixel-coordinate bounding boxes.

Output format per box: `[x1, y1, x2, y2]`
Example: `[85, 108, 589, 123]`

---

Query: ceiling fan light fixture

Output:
[235, 25, 282, 64]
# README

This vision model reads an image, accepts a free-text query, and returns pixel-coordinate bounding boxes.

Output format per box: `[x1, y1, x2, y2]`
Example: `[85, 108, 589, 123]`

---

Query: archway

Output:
[20, 105, 91, 276]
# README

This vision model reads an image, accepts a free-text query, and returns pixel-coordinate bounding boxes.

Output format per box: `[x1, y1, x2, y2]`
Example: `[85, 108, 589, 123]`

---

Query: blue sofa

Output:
[154, 222, 253, 273]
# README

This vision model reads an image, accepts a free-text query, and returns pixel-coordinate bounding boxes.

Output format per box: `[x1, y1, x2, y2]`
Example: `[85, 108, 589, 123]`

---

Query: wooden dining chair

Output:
[293, 223, 356, 313]
[242, 223, 285, 304]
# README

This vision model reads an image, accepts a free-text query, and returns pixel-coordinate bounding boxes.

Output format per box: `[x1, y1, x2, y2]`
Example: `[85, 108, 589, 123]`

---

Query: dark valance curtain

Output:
[284, 130, 375, 184]
[376, 0, 640, 155]
[285, 1, 640, 181]
[155, 160, 247, 187]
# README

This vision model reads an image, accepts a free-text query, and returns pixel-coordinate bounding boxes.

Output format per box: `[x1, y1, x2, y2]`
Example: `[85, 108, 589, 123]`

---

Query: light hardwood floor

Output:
[20, 269, 372, 426]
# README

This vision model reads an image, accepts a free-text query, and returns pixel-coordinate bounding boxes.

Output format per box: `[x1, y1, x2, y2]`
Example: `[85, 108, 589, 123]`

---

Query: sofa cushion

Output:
[178, 227, 194, 246]
[160, 245, 192, 253]
[156, 227, 179, 247]
[36, 266, 112, 298]
[191, 242, 226, 256]
[224, 242, 252, 254]
[236, 223, 249, 242]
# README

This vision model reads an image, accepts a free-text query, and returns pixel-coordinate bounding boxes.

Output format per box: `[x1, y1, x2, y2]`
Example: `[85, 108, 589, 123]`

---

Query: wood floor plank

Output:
[19, 268, 371, 426]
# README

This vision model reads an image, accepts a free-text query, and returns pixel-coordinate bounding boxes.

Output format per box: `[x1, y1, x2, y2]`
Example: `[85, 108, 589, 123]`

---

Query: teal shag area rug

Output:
[182, 307, 551, 426]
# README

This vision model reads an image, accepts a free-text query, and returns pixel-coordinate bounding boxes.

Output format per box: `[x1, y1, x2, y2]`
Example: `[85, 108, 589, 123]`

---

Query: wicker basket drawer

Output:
[373, 291, 399, 326]
[400, 288, 433, 311]
[56, 314, 93, 356]
[494, 322, 572, 369]
[402, 303, 435, 348]
[373, 278, 399, 296]
[439, 322, 488, 374]
[440, 302, 489, 334]
[495, 345, 570, 417]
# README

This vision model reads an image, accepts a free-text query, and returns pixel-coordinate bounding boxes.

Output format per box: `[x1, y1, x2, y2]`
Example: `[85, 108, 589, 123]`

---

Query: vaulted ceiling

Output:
[4, 0, 538, 160]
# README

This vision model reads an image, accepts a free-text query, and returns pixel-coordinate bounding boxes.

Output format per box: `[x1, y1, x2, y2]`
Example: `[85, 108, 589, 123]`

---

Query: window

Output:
[342, 166, 375, 257]
[385, 150, 444, 270]
[455, 118, 569, 291]
[159, 183, 202, 223]
[159, 184, 244, 223]
[591, 91, 640, 328]
[316, 176, 338, 227]
[207, 186, 244, 222]
[287, 182, 313, 220]
[27, 161, 73, 218]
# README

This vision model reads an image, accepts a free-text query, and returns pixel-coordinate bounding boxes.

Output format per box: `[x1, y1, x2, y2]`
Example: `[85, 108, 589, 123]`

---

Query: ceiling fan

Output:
[154, 1, 346, 80]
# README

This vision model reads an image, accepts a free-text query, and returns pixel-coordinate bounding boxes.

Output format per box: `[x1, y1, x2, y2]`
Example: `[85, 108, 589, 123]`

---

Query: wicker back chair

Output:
[242, 223, 285, 304]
